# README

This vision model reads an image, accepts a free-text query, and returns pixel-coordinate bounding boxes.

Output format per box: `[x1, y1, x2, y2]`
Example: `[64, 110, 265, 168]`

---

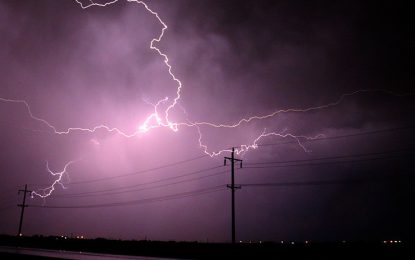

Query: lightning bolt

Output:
[0, 0, 407, 197]
[31, 160, 78, 199]
[196, 125, 325, 157]
[187, 88, 407, 156]
[76, 0, 181, 133]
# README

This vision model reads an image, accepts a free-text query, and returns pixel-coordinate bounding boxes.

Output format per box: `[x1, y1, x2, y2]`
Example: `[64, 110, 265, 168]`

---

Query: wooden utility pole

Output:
[17, 184, 31, 236]
[224, 147, 242, 244]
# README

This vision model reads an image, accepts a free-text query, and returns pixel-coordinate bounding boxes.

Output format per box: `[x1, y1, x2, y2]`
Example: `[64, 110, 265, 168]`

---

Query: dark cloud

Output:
[0, 0, 414, 242]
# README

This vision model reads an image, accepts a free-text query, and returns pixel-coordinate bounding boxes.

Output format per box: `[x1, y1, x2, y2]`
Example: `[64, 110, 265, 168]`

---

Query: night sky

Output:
[0, 0, 414, 242]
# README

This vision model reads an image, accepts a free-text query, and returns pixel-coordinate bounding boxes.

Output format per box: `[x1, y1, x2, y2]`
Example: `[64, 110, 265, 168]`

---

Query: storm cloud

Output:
[0, 0, 414, 242]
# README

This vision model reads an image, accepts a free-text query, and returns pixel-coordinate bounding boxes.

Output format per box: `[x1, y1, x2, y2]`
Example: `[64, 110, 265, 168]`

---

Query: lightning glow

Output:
[77, 0, 181, 133]
[0, 0, 406, 198]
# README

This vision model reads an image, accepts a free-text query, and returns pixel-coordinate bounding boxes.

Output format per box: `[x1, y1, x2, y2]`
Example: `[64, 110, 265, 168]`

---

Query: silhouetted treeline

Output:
[0, 235, 411, 259]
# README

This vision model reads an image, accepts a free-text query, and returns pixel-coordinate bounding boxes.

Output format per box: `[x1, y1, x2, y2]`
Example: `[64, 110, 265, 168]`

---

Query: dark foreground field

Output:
[0, 235, 411, 259]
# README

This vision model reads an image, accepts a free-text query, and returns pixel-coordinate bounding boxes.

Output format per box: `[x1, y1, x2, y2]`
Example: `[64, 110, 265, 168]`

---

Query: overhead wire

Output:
[242, 154, 413, 170]
[68, 154, 209, 185]
[52, 169, 228, 199]
[257, 125, 414, 147]
[239, 173, 412, 188]
[24, 125, 414, 204]
[29, 185, 227, 209]
[46, 165, 224, 197]
[244, 149, 412, 166]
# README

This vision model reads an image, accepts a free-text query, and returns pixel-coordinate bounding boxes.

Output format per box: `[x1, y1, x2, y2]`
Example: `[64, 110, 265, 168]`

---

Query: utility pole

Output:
[17, 184, 31, 236]
[224, 147, 242, 244]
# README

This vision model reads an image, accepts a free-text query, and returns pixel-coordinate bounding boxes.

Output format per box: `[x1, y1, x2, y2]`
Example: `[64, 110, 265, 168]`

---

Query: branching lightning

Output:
[31, 160, 78, 199]
[0, 0, 405, 197]
[77, 0, 181, 133]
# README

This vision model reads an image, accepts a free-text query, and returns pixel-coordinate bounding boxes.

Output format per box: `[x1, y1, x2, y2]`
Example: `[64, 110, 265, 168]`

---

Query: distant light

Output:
[281, 241, 284, 244]
[259, 241, 262, 244]
[239, 240, 243, 243]
[305, 240, 309, 244]
[342, 240, 347, 243]
[81, 236, 84, 239]
[291, 242, 295, 245]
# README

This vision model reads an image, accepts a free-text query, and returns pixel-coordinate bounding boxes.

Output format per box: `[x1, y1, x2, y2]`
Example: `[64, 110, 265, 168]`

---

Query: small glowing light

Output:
[291, 242, 295, 245]
[239, 240, 243, 243]
[81, 236, 84, 239]
[281, 241, 284, 244]
[305, 240, 309, 244]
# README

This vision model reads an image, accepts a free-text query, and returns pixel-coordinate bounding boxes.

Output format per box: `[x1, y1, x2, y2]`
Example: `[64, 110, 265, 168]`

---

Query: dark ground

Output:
[0, 235, 412, 259]
[0, 252, 58, 259]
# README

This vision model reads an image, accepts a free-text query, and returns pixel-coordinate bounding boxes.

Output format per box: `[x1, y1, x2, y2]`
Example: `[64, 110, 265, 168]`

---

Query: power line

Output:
[239, 174, 412, 188]
[242, 153, 413, 170]
[257, 126, 415, 147]
[29, 185, 226, 209]
[41, 151, 411, 199]
[26, 127, 414, 188]
[30, 150, 412, 199]
[52, 169, 228, 199]
[47, 165, 224, 198]
[244, 149, 412, 165]
[68, 154, 209, 185]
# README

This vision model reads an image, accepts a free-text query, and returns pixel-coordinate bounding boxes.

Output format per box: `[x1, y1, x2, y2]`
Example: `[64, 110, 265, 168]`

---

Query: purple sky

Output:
[0, 0, 414, 242]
